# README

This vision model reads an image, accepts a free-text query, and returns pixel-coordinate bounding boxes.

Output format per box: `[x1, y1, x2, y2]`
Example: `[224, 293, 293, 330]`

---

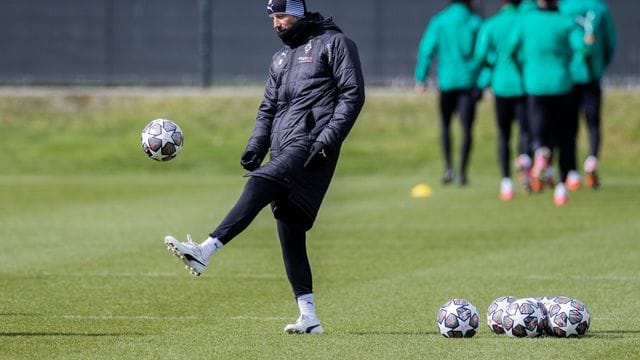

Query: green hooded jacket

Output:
[519, 0, 538, 13]
[508, 8, 584, 95]
[560, 0, 616, 83]
[474, 4, 525, 97]
[415, 2, 482, 91]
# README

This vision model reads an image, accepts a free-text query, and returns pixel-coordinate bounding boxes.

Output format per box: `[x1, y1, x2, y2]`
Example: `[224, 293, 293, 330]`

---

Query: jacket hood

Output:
[277, 12, 342, 47]
[305, 12, 342, 33]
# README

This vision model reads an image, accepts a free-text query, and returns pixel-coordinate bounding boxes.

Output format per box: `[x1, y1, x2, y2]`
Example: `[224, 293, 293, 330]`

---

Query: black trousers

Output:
[528, 94, 578, 182]
[210, 176, 313, 297]
[438, 89, 478, 177]
[495, 96, 530, 178]
[573, 81, 602, 158]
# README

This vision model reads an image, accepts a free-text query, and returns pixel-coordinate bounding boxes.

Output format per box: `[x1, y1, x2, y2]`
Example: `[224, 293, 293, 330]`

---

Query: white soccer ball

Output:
[436, 299, 480, 338]
[547, 296, 590, 338]
[141, 119, 184, 161]
[535, 296, 557, 335]
[486, 295, 517, 334]
[502, 298, 545, 337]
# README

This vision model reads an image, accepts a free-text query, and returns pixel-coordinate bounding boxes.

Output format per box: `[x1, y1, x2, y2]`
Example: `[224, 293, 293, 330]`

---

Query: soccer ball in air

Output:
[436, 299, 480, 338]
[502, 298, 545, 338]
[141, 119, 183, 161]
[486, 295, 517, 334]
[546, 296, 590, 338]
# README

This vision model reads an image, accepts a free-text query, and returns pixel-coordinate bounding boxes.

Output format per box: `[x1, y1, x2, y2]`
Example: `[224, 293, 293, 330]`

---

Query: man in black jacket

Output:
[164, 0, 365, 334]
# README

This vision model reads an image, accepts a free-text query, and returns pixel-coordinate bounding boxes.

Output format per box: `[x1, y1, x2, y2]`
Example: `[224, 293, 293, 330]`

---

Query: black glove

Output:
[240, 150, 263, 171]
[304, 142, 329, 169]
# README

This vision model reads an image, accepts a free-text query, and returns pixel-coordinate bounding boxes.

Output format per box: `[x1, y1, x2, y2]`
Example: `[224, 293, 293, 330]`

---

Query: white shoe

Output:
[531, 147, 551, 193]
[584, 156, 600, 189]
[500, 178, 514, 201]
[514, 154, 532, 193]
[164, 235, 208, 276]
[565, 170, 581, 191]
[284, 315, 324, 334]
[553, 183, 569, 207]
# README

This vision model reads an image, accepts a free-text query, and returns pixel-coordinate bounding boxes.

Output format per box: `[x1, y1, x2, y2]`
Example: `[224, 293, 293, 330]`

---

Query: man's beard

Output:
[276, 19, 319, 47]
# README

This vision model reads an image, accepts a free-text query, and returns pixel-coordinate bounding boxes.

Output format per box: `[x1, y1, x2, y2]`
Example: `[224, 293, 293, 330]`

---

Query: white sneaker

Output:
[500, 178, 514, 201]
[565, 170, 581, 191]
[584, 156, 600, 189]
[584, 155, 598, 173]
[531, 147, 551, 193]
[514, 154, 532, 193]
[164, 235, 208, 276]
[553, 183, 569, 207]
[284, 315, 324, 334]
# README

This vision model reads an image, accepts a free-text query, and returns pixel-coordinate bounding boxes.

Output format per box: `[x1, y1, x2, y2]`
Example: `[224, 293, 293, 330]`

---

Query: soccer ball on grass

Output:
[486, 295, 517, 334]
[502, 298, 546, 338]
[436, 298, 480, 338]
[546, 296, 590, 337]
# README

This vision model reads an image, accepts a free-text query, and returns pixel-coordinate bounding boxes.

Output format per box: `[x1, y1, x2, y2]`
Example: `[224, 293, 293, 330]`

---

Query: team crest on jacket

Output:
[298, 42, 313, 63]
[276, 51, 288, 68]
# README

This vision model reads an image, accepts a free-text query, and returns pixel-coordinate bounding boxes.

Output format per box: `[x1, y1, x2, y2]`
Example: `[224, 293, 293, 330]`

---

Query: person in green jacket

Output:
[474, 0, 532, 201]
[415, 0, 482, 186]
[560, 0, 616, 190]
[508, 0, 584, 206]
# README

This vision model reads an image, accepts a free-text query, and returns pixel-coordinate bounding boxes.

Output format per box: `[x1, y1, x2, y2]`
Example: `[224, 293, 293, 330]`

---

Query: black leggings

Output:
[495, 96, 530, 178]
[573, 81, 602, 158]
[439, 89, 477, 177]
[210, 176, 313, 297]
[528, 94, 578, 181]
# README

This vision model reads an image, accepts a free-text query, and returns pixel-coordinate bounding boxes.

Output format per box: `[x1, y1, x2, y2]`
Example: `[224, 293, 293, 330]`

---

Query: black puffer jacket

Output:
[245, 13, 365, 228]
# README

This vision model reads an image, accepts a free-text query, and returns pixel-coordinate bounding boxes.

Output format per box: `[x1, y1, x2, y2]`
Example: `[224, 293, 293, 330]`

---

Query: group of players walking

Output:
[415, 0, 616, 206]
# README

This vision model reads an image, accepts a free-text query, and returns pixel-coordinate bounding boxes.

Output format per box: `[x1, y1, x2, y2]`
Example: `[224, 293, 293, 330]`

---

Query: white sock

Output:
[297, 293, 318, 321]
[200, 237, 223, 259]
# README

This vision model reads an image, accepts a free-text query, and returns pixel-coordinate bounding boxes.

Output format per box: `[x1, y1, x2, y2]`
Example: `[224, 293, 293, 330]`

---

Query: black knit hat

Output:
[267, 0, 307, 18]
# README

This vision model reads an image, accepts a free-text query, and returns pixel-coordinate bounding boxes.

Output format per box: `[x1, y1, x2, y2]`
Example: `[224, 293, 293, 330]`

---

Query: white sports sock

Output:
[297, 293, 318, 320]
[200, 237, 223, 259]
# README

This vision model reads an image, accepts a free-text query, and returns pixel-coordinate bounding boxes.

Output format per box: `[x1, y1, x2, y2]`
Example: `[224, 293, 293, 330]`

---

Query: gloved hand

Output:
[240, 150, 263, 171]
[304, 142, 329, 169]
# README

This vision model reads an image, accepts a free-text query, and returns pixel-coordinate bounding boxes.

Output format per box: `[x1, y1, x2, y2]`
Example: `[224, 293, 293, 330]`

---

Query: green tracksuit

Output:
[560, 0, 616, 83]
[519, 0, 538, 13]
[508, 8, 584, 96]
[474, 4, 524, 97]
[415, 2, 482, 91]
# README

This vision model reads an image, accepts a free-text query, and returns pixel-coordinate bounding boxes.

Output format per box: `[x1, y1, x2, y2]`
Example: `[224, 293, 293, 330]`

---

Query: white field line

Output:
[61, 315, 197, 321]
[57, 315, 290, 321]
[40, 271, 179, 278]
[228, 316, 290, 321]
[525, 274, 640, 282]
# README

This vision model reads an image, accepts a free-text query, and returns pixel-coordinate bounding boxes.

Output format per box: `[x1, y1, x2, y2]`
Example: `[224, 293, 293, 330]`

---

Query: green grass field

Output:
[1, 87, 639, 359]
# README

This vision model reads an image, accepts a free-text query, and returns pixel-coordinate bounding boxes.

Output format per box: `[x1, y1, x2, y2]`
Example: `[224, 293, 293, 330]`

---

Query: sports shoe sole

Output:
[165, 241, 203, 277]
[586, 171, 600, 189]
[284, 324, 324, 334]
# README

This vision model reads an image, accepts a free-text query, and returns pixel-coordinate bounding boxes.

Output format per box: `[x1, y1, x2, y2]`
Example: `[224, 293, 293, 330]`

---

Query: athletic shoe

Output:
[545, 167, 556, 188]
[553, 183, 569, 207]
[456, 174, 468, 187]
[584, 156, 600, 189]
[500, 178, 514, 201]
[514, 154, 532, 193]
[284, 315, 324, 334]
[565, 170, 582, 191]
[164, 234, 208, 276]
[442, 169, 454, 185]
[531, 148, 551, 193]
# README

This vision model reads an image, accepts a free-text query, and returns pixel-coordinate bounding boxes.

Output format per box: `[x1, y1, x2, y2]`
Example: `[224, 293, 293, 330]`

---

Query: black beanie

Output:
[267, 0, 307, 18]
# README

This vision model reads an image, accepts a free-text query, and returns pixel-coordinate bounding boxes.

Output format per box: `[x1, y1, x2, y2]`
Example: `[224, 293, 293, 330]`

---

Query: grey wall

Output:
[0, 0, 637, 86]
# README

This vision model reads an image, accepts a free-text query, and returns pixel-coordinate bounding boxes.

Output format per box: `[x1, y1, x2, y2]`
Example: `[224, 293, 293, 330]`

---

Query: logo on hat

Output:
[267, 0, 274, 13]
